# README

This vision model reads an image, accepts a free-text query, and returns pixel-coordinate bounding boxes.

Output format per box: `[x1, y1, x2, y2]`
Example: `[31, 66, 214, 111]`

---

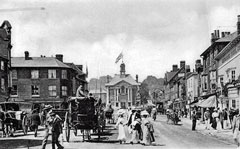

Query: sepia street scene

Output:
[1, 0, 240, 149]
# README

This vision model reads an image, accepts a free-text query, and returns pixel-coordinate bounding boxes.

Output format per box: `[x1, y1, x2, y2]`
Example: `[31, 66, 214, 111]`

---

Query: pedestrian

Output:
[223, 108, 228, 129]
[229, 108, 235, 128]
[204, 108, 210, 130]
[30, 109, 41, 137]
[141, 110, 154, 145]
[218, 108, 224, 130]
[115, 112, 127, 144]
[0, 107, 6, 137]
[128, 108, 142, 145]
[41, 105, 53, 149]
[211, 109, 218, 130]
[192, 110, 197, 131]
[232, 109, 240, 148]
[50, 112, 64, 149]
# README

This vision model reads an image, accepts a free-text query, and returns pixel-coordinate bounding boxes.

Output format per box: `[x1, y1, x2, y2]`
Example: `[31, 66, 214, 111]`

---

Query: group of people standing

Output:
[115, 108, 155, 146]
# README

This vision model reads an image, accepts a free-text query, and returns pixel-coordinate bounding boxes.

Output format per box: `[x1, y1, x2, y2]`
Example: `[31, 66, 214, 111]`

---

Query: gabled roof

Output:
[105, 74, 140, 86]
[65, 63, 84, 75]
[200, 32, 237, 57]
[12, 57, 71, 68]
[165, 71, 177, 83]
[215, 33, 240, 60]
[168, 67, 185, 83]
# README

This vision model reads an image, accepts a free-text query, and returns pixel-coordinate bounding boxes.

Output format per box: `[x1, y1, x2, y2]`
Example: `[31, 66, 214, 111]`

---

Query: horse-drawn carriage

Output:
[52, 97, 105, 142]
[0, 102, 33, 136]
[166, 109, 181, 125]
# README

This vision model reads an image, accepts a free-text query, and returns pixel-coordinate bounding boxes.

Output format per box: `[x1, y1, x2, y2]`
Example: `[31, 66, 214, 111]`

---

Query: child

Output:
[115, 112, 127, 144]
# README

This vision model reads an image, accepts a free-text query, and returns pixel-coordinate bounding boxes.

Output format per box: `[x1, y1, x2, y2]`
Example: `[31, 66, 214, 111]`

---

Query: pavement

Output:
[179, 116, 234, 145]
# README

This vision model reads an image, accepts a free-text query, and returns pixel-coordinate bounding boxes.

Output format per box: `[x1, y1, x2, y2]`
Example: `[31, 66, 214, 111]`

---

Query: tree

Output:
[139, 83, 150, 104]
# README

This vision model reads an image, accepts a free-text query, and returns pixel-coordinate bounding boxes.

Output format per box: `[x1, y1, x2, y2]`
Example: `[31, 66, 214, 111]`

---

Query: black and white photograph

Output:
[1, 0, 240, 149]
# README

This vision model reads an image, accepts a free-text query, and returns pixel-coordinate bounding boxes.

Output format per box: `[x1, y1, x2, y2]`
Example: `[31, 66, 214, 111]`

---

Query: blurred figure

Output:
[204, 108, 210, 130]
[212, 109, 218, 130]
[223, 108, 228, 129]
[50, 112, 64, 149]
[31, 109, 41, 137]
[151, 107, 157, 121]
[115, 111, 127, 144]
[232, 109, 240, 148]
[192, 110, 197, 131]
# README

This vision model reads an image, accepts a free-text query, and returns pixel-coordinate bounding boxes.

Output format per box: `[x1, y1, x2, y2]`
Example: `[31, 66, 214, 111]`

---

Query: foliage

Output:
[139, 83, 150, 104]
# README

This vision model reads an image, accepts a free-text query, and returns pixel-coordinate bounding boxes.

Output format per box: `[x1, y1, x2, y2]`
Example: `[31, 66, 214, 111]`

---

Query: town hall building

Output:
[105, 63, 140, 109]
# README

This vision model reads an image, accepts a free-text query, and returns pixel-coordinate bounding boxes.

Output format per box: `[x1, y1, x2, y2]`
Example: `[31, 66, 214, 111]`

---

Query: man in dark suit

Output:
[31, 109, 41, 137]
[50, 112, 64, 149]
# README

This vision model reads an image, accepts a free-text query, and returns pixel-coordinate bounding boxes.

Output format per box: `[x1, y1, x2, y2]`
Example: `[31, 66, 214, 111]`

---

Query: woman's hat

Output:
[141, 110, 149, 116]
[43, 105, 53, 110]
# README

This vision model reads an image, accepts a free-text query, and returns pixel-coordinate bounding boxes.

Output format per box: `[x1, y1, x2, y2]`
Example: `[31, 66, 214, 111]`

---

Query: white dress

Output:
[116, 117, 126, 141]
[142, 118, 151, 145]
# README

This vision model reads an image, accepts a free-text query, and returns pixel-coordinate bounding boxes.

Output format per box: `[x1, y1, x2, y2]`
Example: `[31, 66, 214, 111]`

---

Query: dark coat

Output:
[52, 117, 62, 134]
[31, 113, 41, 126]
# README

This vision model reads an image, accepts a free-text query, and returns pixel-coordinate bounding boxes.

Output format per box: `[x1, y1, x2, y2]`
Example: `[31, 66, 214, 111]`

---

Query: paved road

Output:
[0, 115, 237, 149]
[154, 115, 235, 149]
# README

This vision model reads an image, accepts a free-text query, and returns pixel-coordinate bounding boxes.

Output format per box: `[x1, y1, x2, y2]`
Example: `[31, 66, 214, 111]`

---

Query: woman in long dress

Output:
[115, 114, 127, 144]
[141, 111, 152, 145]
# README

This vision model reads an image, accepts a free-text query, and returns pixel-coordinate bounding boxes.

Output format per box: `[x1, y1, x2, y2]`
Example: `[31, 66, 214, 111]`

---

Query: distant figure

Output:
[223, 108, 228, 129]
[211, 109, 218, 130]
[232, 109, 240, 148]
[204, 108, 210, 130]
[31, 109, 41, 137]
[192, 110, 197, 131]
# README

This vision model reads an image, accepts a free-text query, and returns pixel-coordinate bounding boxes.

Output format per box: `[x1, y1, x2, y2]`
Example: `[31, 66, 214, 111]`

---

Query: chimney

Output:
[136, 75, 138, 83]
[55, 54, 63, 62]
[216, 30, 220, 38]
[195, 59, 203, 73]
[185, 65, 190, 73]
[24, 51, 29, 60]
[221, 32, 225, 38]
[172, 65, 178, 72]
[180, 61, 185, 69]
[107, 75, 110, 83]
[237, 15, 240, 35]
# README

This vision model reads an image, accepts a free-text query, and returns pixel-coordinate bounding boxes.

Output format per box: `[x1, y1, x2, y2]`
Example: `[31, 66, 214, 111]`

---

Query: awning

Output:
[198, 95, 216, 108]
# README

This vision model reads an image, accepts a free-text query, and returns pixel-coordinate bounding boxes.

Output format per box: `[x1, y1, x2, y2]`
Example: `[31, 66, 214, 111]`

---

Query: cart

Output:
[62, 97, 105, 142]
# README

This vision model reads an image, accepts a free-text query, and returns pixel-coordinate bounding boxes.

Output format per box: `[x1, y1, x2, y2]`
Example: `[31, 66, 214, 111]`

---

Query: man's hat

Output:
[43, 105, 53, 110]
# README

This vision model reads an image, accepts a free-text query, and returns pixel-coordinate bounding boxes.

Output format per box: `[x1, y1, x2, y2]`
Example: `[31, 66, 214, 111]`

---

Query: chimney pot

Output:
[221, 32, 225, 38]
[136, 75, 139, 83]
[180, 61, 185, 69]
[172, 65, 178, 72]
[24, 51, 29, 60]
[55, 54, 63, 62]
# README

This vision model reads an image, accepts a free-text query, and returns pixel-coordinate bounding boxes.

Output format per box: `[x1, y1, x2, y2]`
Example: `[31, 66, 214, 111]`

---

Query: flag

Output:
[115, 52, 123, 63]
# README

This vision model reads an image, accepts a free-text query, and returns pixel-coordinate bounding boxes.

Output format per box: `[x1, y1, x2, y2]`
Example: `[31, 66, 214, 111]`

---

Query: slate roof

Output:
[165, 71, 178, 83]
[65, 63, 84, 75]
[200, 32, 237, 57]
[12, 57, 71, 68]
[105, 74, 140, 86]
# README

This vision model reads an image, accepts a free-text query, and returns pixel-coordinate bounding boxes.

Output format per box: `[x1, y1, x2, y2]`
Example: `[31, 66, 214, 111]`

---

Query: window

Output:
[49, 85, 57, 97]
[116, 102, 119, 107]
[62, 86, 67, 96]
[232, 100, 236, 108]
[12, 69, 17, 79]
[62, 70, 67, 79]
[220, 77, 224, 86]
[1, 78, 5, 92]
[232, 70, 236, 81]
[48, 69, 56, 79]
[31, 85, 40, 96]
[1, 61, 4, 70]
[126, 88, 128, 94]
[31, 70, 39, 79]
[128, 102, 131, 107]
[121, 86, 125, 94]
[11, 85, 18, 96]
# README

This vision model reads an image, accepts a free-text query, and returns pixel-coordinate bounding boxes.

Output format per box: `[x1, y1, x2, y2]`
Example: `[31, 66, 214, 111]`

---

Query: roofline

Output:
[168, 67, 184, 83]
[215, 34, 240, 60]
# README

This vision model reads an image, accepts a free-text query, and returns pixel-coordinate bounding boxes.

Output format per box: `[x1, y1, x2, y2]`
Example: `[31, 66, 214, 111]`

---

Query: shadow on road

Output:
[0, 139, 47, 149]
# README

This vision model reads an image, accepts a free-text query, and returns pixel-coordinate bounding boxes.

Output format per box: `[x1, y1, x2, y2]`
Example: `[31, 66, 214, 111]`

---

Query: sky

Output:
[1, 0, 240, 82]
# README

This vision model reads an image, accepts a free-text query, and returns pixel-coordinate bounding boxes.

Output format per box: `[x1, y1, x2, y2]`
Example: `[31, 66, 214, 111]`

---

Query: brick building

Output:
[0, 21, 12, 102]
[11, 52, 87, 107]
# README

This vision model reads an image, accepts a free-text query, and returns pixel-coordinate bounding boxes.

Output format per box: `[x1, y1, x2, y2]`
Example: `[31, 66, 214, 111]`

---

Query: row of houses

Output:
[163, 15, 240, 112]
[0, 21, 88, 107]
